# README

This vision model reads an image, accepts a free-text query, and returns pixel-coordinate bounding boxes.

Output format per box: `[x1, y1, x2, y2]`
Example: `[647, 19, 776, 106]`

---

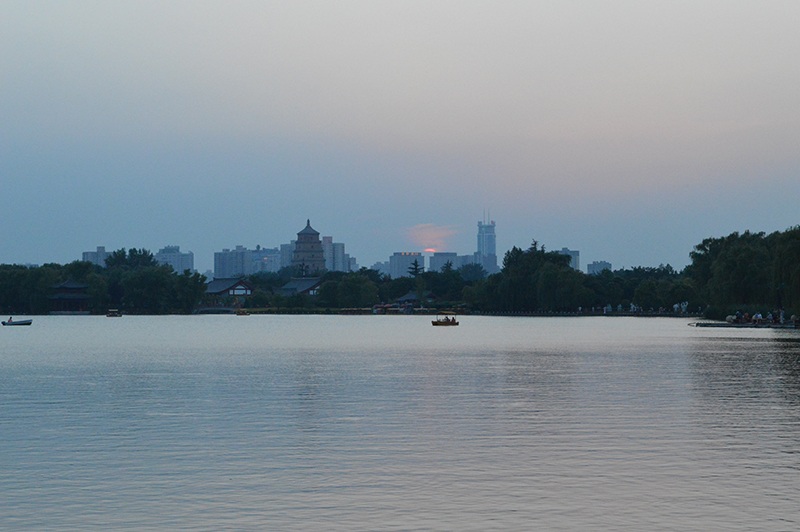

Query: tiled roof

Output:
[206, 277, 254, 294]
[52, 279, 89, 289]
[397, 290, 434, 302]
[298, 219, 319, 235]
[280, 277, 322, 296]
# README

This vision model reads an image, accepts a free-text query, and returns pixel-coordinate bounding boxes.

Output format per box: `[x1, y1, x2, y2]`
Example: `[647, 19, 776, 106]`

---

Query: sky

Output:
[2, 1, 799, 273]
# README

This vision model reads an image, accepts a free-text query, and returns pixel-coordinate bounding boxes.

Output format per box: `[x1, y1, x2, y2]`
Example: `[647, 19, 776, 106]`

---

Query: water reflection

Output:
[2, 316, 800, 530]
[687, 332, 800, 499]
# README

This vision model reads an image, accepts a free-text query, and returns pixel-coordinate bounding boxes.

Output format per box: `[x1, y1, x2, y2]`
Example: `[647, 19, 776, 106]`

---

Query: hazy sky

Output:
[2, 1, 799, 273]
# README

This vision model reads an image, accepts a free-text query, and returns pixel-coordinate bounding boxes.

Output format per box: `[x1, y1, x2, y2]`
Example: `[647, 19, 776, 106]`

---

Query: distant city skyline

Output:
[79, 217, 513, 277]
[3, 3, 798, 273]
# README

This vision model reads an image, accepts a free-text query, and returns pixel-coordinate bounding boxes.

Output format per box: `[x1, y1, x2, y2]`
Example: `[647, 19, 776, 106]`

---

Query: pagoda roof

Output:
[280, 277, 322, 296]
[298, 219, 319, 235]
[52, 279, 89, 289]
[205, 277, 254, 295]
[397, 290, 434, 302]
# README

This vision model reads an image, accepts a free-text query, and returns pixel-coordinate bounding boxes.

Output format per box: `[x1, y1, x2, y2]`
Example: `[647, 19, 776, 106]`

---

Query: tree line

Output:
[0, 248, 207, 315]
[1, 227, 799, 317]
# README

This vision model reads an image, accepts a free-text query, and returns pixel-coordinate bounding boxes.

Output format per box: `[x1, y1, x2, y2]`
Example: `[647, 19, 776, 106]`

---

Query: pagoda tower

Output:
[291, 219, 326, 275]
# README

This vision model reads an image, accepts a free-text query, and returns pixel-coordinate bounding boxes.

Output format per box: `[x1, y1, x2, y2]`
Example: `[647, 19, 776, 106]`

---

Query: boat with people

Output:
[432, 311, 459, 326]
[2, 317, 33, 326]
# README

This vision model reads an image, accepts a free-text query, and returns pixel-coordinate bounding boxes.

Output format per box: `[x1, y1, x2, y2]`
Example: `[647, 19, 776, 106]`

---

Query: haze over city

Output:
[2, 1, 799, 273]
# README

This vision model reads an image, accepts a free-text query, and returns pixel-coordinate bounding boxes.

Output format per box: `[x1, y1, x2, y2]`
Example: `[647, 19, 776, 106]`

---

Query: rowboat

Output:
[432, 311, 459, 326]
[2, 318, 33, 326]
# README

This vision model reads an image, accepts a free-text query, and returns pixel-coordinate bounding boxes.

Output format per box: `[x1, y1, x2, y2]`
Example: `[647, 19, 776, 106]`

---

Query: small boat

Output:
[2, 318, 33, 326]
[235, 309, 250, 316]
[106, 309, 122, 317]
[432, 312, 459, 326]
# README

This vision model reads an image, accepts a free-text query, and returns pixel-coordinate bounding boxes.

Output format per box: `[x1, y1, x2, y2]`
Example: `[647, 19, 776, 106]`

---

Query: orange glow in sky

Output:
[425, 248, 436, 253]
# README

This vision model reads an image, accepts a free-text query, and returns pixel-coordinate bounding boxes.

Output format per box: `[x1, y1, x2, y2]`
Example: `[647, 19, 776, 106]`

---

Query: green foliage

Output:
[338, 274, 378, 308]
[684, 229, 798, 312]
[0, 252, 207, 315]
[485, 241, 574, 311]
[773, 226, 800, 311]
[247, 270, 294, 294]
[414, 276, 427, 308]
[174, 270, 208, 314]
[458, 263, 487, 283]
[244, 290, 270, 308]
[3, 228, 799, 315]
[121, 266, 175, 314]
[379, 276, 414, 303]
[407, 259, 424, 278]
[105, 248, 159, 270]
[316, 281, 340, 308]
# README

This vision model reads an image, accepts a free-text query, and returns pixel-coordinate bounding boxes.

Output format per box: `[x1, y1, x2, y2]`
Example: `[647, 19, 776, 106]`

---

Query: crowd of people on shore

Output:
[727, 309, 796, 325]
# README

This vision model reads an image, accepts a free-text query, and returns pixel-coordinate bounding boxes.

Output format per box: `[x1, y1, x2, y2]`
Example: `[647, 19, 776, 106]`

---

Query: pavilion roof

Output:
[298, 219, 319, 235]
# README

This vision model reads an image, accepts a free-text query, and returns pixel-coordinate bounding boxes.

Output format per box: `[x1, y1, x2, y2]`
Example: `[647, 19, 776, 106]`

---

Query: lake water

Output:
[2, 315, 800, 531]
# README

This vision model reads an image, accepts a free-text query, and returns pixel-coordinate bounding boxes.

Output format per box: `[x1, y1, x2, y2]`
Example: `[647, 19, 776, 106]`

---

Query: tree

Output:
[380, 276, 413, 303]
[458, 263, 487, 283]
[408, 259, 424, 278]
[338, 274, 378, 308]
[104, 248, 129, 269]
[317, 281, 339, 308]
[415, 275, 427, 308]
[502, 246, 524, 271]
[104, 248, 158, 270]
[773, 226, 800, 311]
[121, 266, 174, 313]
[174, 270, 208, 313]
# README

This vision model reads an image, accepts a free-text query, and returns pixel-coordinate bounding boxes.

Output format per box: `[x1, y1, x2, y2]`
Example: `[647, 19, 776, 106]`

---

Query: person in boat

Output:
[7, 317, 11, 323]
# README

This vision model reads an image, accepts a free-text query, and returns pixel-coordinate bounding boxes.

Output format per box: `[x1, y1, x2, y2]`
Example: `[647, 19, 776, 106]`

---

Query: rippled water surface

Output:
[2, 315, 800, 530]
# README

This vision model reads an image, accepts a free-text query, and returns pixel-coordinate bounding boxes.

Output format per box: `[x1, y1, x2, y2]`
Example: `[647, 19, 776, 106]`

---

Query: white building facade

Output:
[214, 245, 282, 278]
[587, 261, 612, 275]
[429, 252, 458, 272]
[82, 246, 109, 267]
[558, 248, 580, 270]
[389, 252, 423, 278]
[155, 246, 194, 273]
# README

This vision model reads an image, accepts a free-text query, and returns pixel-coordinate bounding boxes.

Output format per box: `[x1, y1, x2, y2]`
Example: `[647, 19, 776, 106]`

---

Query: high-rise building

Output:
[250, 247, 282, 274]
[214, 245, 283, 278]
[280, 242, 295, 268]
[214, 245, 249, 278]
[322, 236, 353, 272]
[587, 261, 612, 275]
[558, 248, 580, 270]
[477, 220, 498, 274]
[429, 252, 458, 272]
[389, 252, 423, 278]
[292, 220, 326, 275]
[371, 261, 390, 276]
[82, 246, 109, 267]
[154, 245, 194, 273]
